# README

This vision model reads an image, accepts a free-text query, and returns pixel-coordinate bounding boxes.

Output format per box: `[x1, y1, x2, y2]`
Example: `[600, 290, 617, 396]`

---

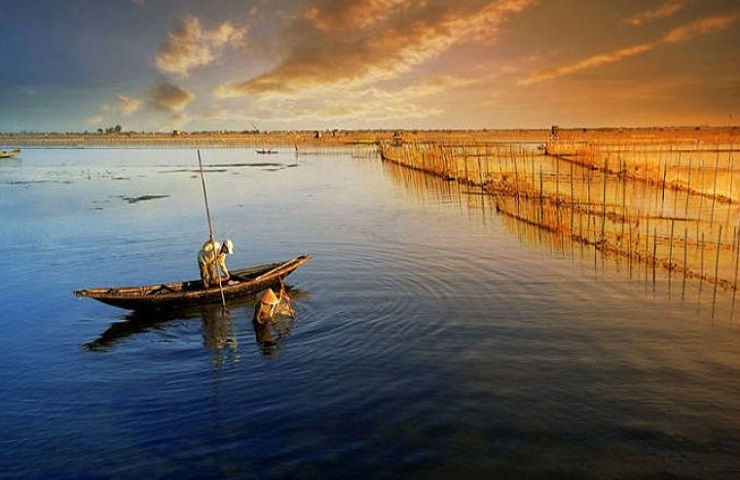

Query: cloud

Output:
[215, 0, 536, 98]
[519, 44, 654, 86]
[156, 16, 247, 77]
[117, 95, 143, 116]
[662, 13, 738, 43]
[167, 112, 190, 129]
[520, 13, 738, 86]
[626, 1, 685, 27]
[149, 82, 195, 112]
[236, 74, 480, 125]
[86, 115, 104, 126]
[304, 0, 417, 34]
[202, 74, 474, 128]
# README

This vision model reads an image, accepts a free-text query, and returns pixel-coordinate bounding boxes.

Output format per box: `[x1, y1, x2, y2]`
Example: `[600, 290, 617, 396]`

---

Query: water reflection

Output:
[252, 312, 295, 357]
[201, 306, 239, 368]
[253, 287, 310, 357]
[382, 158, 739, 321]
[82, 302, 238, 357]
[83, 288, 310, 359]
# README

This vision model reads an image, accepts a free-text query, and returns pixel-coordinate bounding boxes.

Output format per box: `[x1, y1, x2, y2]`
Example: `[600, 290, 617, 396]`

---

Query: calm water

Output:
[1, 147, 738, 479]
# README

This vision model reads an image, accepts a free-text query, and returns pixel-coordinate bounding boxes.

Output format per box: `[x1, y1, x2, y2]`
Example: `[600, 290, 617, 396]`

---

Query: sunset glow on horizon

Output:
[0, 0, 737, 132]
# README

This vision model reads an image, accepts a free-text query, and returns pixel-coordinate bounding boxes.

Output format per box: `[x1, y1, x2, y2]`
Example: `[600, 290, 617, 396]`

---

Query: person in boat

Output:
[197, 238, 234, 288]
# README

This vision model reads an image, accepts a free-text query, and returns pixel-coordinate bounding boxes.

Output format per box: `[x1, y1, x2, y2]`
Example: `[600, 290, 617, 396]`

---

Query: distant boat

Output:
[256, 148, 278, 154]
[0, 149, 21, 159]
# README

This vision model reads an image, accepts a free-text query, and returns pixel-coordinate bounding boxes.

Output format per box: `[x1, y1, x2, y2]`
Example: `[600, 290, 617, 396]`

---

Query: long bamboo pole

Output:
[198, 150, 227, 309]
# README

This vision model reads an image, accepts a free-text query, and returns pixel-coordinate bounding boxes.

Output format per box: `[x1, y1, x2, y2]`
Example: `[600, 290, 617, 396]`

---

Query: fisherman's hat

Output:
[261, 288, 280, 305]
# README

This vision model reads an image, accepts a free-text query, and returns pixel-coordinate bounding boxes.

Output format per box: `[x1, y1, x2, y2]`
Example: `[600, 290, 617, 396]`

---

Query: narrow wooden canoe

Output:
[75, 254, 310, 311]
[0, 149, 21, 159]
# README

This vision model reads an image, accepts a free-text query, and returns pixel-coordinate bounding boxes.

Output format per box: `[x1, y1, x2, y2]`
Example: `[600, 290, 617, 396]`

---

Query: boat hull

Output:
[74, 255, 310, 311]
[0, 149, 21, 159]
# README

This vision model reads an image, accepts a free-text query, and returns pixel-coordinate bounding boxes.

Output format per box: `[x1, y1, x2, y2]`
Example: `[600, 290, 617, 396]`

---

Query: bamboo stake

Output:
[478, 155, 483, 187]
[653, 227, 658, 292]
[698, 153, 705, 240]
[621, 169, 626, 240]
[685, 155, 692, 218]
[198, 150, 227, 310]
[601, 159, 607, 241]
[710, 145, 720, 226]
[660, 161, 668, 217]
[570, 162, 575, 234]
[733, 227, 739, 312]
[539, 165, 544, 225]
[645, 214, 650, 285]
[556, 154, 560, 199]
[587, 169, 592, 242]
[712, 225, 723, 317]
[672, 152, 681, 217]
[700, 232, 705, 296]
[682, 227, 688, 300]
[668, 219, 675, 294]
[629, 212, 633, 279]
[727, 151, 735, 226]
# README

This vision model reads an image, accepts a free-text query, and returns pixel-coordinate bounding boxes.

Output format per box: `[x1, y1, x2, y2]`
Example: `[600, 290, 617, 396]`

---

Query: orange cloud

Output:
[662, 13, 738, 43]
[156, 16, 247, 78]
[215, 0, 535, 98]
[519, 44, 654, 86]
[626, 0, 685, 27]
[304, 0, 419, 34]
[520, 13, 738, 86]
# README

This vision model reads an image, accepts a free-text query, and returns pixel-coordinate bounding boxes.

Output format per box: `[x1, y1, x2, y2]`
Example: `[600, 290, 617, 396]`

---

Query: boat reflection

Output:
[83, 288, 310, 358]
[83, 301, 239, 352]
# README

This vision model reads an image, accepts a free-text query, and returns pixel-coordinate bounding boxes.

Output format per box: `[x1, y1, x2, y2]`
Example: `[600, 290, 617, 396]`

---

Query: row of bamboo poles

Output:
[379, 133, 739, 311]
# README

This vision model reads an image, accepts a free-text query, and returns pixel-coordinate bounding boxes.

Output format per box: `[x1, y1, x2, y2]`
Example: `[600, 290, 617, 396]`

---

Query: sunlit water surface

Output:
[1, 147, 738, 479]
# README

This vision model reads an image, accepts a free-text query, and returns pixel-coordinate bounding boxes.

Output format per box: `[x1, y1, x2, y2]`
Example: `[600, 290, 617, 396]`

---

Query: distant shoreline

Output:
[1, 126, 735, 148]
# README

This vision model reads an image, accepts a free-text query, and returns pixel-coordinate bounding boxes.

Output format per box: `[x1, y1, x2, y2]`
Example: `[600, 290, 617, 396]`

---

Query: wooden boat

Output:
[0, 149, 21, 159]
[75, 254, 310, 311]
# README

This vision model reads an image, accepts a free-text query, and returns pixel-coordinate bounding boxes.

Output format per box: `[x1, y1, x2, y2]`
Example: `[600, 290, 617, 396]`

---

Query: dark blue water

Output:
[1, 147, 738, 479]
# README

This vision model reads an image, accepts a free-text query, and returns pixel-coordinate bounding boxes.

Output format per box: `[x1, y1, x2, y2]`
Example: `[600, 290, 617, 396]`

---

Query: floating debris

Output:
[118, 194, 170, 204]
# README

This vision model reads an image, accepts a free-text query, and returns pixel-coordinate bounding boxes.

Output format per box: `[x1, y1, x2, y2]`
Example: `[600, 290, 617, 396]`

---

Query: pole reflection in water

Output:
[201, 306, 239, 368]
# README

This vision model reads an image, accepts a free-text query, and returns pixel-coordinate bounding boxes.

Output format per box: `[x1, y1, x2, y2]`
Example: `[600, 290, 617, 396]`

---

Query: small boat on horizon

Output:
[256, 148, 278, 154]
[0, 148, 21, 159]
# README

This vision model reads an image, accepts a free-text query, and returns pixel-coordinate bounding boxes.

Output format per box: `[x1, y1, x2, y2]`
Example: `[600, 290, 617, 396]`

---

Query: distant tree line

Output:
[98, 125, 123, 134]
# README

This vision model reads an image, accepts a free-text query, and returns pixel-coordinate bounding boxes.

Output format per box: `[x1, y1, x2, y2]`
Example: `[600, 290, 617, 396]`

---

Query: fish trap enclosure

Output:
[380, 128, 740, 307]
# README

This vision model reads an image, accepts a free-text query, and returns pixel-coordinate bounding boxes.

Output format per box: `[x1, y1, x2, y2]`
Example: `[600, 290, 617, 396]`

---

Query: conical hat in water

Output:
[261, 288, 280, 305]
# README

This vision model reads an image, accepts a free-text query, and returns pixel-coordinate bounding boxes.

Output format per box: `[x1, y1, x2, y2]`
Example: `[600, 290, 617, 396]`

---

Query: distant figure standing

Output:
[198, 238, 234, 288]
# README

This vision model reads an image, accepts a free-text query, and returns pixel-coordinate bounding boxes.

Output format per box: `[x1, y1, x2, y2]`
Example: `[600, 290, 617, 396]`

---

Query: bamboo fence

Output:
[380, 130, 740, 310]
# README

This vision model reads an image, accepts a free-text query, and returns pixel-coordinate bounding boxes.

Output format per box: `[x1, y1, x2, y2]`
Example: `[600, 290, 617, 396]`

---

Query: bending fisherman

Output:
[197, 238, 234, 288]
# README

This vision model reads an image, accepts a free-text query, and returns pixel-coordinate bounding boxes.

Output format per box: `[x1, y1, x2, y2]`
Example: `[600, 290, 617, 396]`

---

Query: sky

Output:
[0, 0, 737, 133]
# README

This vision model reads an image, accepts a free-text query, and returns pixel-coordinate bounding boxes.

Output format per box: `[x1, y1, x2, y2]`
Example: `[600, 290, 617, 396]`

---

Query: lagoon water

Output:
[1, 147, 738, 479]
